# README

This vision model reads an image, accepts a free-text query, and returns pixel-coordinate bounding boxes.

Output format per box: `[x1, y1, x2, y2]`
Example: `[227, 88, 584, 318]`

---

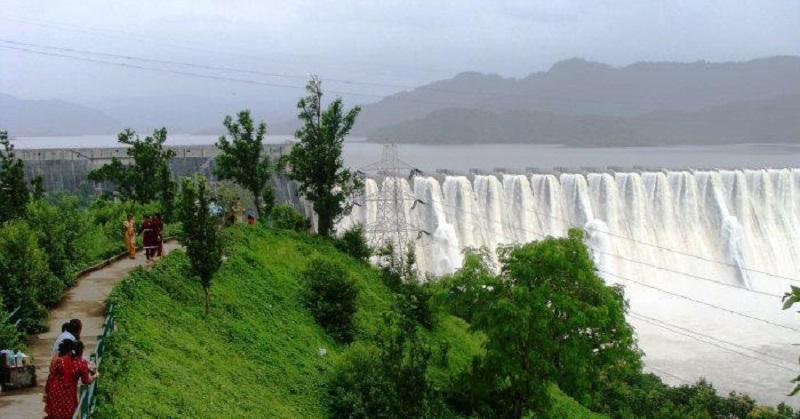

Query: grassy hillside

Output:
[95, 225, 600, 417]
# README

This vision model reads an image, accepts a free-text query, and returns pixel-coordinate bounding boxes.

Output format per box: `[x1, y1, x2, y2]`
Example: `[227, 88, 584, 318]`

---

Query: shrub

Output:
[269, 204, 308, 231]
[328, 316, 443, 418]
[0, 220, 63, 332]
[334, 224, 371, 261]
[302, 258, 358, 343]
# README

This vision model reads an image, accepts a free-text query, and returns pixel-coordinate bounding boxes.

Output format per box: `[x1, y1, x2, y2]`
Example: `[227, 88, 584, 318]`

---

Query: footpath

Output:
[0, 242, 181, 419]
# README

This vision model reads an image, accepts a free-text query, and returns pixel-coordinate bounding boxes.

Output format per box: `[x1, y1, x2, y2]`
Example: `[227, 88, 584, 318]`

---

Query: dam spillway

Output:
[343, 168, 800, 407]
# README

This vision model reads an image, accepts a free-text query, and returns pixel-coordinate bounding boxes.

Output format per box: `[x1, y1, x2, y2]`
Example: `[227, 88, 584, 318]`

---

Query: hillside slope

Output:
[94, 226, 602, 417]
[369, 94, 800, 146]
[354, 56, 800, 137]
[0, 93, 122, 136]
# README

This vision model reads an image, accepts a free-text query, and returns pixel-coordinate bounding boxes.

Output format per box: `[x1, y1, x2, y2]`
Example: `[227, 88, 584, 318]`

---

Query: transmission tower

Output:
[359, 143, 427, 275]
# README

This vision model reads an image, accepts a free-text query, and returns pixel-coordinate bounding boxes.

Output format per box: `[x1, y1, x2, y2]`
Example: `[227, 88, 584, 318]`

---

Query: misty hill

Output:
[369, 94, 800, 146]
[0, 94, 122, 136]
[354, 56, 800, 138]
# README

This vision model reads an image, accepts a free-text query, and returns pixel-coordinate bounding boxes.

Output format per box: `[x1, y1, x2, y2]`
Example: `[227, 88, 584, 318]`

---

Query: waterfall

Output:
[342, 169, 800, 286]
[339, 168, 800, 407]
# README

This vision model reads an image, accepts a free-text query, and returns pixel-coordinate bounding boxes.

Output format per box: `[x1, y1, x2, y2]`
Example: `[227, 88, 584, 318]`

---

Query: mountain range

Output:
[2, 56, 798, 146]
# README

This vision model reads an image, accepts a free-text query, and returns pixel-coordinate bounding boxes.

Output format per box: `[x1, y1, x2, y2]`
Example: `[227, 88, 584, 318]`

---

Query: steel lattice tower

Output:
[360, 143, 426, 275]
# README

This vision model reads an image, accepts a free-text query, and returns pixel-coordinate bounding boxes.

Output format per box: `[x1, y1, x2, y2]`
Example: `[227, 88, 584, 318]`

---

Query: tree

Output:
[442, 230, 641, 418]
[0, 130, 30, 223]
[177, 176, 223, 315]
[783, 286, 800, 396]
[284, 76, 363, 237]
[88, 128, 177, 216]
[214, 110, 275, 218]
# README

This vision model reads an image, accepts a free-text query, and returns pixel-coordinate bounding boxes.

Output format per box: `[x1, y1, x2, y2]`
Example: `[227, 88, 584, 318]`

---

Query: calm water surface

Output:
[14, 135, 800, 171]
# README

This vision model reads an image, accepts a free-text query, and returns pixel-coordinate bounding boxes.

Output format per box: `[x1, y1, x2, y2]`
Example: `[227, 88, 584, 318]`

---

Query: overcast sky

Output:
[1, 0, 798, 104]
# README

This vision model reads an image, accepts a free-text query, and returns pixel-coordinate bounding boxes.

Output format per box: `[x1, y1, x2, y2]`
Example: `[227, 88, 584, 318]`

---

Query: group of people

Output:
[123, 213, 165, 261]
[43, 319, 98, 419]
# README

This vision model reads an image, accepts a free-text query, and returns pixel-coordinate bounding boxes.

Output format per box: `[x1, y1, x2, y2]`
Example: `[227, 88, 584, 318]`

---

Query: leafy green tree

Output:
[88, 128, 177, 216]
[284, 76, 363, 237]
[214, 110, 275, 218]
[0, 220, 63, 332]
[0, 130, 30, 223]
[443, 230, 641, 418]
[177, 176, 223, 315]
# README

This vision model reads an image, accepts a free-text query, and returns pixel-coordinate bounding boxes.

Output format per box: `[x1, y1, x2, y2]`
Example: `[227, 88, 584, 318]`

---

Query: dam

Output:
[344, 168, 800, 407]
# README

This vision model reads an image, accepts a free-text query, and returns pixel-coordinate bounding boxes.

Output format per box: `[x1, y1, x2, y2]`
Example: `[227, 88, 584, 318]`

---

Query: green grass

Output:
[95, 225, 598, 417]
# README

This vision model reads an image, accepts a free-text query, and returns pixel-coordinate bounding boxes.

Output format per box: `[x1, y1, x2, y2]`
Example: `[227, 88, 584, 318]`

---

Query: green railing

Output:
[72, 304, 114, 419]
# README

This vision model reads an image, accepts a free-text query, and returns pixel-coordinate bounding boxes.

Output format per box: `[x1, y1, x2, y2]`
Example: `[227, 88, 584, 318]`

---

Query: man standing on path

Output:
[123, 214, 136, 260]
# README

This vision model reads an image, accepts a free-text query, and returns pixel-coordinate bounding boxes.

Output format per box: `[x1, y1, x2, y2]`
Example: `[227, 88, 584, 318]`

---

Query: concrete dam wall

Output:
[17, 144, 303, 207]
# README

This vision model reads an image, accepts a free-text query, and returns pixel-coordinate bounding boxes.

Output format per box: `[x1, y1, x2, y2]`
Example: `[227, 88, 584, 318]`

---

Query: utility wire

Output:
[605, 270, 800, 333]
[630, 311, 796, 367]
[629, 313, 796, 372]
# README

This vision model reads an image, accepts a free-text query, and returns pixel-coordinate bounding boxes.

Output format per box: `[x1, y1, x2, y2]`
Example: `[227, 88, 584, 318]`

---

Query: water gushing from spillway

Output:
[341, 168, 800, 407]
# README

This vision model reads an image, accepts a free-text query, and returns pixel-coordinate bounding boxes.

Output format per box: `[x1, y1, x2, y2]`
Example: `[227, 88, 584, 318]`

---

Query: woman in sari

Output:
[44, 340, 97, 419]
[123, 214, 137, 259]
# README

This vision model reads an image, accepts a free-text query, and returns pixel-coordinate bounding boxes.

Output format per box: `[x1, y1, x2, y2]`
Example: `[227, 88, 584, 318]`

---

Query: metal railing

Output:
[72, 304, 114, 419]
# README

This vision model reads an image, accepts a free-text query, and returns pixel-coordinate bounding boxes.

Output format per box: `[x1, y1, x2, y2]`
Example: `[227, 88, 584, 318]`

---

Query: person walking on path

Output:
[123, 214, 137, 259]
[141, 214, 158, 261]
[154, 213, 164, 257]
[50, 319, 81, 356]
[43, 340, 97, 419]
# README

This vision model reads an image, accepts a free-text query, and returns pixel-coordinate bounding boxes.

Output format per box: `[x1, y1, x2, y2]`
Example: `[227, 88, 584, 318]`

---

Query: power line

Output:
[0, 14, 457, 75]
[0, 39, 408, 91]
[604, 269, 800, 333]
[644, 365, 693, 384]
[629, 313, 796, 372]
[630, 311, 795, 367]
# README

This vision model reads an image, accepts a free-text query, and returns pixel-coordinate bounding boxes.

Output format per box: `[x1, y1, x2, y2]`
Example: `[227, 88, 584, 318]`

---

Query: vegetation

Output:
[214, 110, 275, 218]
[87, 128, 177, 219]
[94, 226, 602, 417]
[302, 258, 359, 344]
[333, 224, 371, 262]
[783, 285, 800, 396]
[268, 204, 308, 231]
[177, 176, 223, 315]
[284, 76, 363, 237]
[0, 130, 30, 223]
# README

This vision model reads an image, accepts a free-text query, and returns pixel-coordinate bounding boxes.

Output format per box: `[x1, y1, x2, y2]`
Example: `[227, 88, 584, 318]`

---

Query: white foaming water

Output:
[342, 169, 800, 407]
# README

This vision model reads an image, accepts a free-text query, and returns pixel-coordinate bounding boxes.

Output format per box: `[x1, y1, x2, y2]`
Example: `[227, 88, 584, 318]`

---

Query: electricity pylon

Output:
[358, 143, 427, 277]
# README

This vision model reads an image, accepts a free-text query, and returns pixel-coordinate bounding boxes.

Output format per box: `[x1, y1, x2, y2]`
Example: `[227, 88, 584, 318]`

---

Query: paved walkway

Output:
[0, 242, 181, 418]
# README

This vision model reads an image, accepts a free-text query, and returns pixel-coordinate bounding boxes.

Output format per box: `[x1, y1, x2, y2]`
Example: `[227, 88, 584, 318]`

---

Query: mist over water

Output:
[344, 168, 800, 407]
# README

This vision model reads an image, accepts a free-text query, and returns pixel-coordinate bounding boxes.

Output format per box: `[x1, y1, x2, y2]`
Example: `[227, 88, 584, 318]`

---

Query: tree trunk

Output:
[253, 193, 263, 218]
[204, 287, 210, 316]
[318, 213, 332, 237]
[512, 392, 523, 419]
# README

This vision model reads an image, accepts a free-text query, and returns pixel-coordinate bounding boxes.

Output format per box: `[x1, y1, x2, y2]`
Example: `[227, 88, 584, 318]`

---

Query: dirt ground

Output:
[0, 242, 181, 418]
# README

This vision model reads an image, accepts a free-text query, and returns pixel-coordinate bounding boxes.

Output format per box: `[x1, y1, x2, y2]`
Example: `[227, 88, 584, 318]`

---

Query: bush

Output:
[0, 220, 63, 332]
[302, 258, 358, 343]
[395, 279, 436, 331]
[328, 316, 443, 419]
[269, 204, 308, 231]
[334, 224, 371, 261]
